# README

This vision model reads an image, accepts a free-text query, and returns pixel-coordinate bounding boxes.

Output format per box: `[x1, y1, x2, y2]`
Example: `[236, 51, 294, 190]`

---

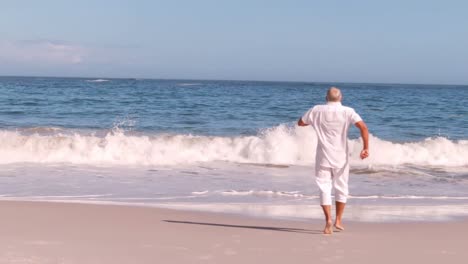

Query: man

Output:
[298, 87, 369, 234]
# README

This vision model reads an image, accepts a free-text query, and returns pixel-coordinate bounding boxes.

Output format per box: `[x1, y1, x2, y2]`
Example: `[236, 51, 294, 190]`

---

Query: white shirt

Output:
[301, 102, 362, 168]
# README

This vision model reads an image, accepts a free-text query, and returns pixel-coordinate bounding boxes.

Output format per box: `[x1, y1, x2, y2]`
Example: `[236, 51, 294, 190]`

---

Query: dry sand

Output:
[0, 200, 466, 264]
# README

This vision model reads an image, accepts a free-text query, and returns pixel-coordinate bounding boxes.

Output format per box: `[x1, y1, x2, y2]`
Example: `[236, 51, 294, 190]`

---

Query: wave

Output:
[221, 190, 306, 198]
[0, 125, 467, 166]
[177, 83, 202, 86]
[86, 79, 109, 83]
[192, 190, 468, 200]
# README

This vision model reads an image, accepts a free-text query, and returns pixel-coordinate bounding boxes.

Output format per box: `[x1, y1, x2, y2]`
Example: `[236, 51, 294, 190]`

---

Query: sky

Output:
[0, 0, 467, 84]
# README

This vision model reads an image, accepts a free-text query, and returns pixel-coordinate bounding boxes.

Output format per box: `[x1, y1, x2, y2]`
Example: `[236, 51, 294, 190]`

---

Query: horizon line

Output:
[0, 74, 467, 87]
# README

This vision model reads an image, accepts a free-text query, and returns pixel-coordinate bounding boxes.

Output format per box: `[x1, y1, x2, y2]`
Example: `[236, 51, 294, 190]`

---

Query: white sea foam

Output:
[193, 190, 468, 200]
[86, 79, 109, 82]
[221, 190, 307, 198]
[177, 83, 202, 86]
[0, 125, 467, 167]
[192, 191, 209, 195]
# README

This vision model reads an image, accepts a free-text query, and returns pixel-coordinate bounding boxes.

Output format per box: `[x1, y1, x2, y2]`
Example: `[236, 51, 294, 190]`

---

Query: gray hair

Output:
[326, 87, 342, 102]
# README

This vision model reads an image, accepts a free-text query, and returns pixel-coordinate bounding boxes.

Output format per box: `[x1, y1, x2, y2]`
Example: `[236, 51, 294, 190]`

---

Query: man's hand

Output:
[360, 149, 369, 159]
[355, 121, 369, 160]
[297, 118, 308, 126]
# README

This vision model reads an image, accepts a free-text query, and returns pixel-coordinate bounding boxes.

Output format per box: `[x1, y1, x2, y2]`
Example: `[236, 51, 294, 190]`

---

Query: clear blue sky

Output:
[1, 0, 467, 84]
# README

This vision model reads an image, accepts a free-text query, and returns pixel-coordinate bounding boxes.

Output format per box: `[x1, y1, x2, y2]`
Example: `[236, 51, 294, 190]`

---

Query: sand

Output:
[0, 200, 466, 264]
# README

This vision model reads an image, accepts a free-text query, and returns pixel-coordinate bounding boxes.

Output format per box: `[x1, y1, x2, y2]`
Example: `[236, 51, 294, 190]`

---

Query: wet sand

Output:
[0, 200, 466, 264]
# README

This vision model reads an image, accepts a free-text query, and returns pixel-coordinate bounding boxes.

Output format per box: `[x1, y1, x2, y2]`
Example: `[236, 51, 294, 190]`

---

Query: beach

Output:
[0, 78, 467, 263]
[1, 200, 466, 264]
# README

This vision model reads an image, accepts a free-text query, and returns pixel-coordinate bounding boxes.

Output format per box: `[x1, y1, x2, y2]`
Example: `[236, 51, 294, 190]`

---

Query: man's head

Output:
[326, 87, 342, 102]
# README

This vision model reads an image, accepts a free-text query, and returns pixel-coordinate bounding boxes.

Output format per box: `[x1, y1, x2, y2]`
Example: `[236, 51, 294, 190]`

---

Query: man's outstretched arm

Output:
[355, 121, 369, 159]
[297, 118, 309, 126]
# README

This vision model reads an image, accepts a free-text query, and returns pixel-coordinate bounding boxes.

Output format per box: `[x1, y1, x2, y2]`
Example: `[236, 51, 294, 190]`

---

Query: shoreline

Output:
[1, 200, 467, 263]
[1, 197, 467, 223]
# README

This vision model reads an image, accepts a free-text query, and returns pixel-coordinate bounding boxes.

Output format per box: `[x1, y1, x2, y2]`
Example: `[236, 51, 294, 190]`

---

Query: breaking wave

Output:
[0, 125, 467, 167]
[86, 79, 109, 83]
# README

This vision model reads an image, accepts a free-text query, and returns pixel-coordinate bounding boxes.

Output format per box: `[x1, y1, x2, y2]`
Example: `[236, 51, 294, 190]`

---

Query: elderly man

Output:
[298, 87, 369, 234]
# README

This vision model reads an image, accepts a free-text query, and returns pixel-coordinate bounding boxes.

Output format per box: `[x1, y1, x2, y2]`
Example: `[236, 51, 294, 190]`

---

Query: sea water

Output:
[0, 76, 467, 222]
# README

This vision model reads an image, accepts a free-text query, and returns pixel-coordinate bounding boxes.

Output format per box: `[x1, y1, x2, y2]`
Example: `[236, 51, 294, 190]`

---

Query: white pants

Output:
[315, 164, 350, 205]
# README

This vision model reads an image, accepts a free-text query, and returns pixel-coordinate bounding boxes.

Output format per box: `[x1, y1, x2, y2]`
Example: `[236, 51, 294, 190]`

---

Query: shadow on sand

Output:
[163, 220, 323, 234]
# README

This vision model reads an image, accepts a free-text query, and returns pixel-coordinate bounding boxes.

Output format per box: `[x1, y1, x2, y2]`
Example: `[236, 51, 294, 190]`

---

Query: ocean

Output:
[0, 76, 467, 222]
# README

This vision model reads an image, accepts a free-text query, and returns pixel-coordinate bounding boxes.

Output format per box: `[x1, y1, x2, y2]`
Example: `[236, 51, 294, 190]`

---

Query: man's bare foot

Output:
[323, 221, 333, 235]
[334, 223, 345, 231]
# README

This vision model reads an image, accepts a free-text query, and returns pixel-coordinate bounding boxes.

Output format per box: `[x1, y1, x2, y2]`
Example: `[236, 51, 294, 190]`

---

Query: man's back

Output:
[301, 102, 362, 168]
[298, 87, 369, 234]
